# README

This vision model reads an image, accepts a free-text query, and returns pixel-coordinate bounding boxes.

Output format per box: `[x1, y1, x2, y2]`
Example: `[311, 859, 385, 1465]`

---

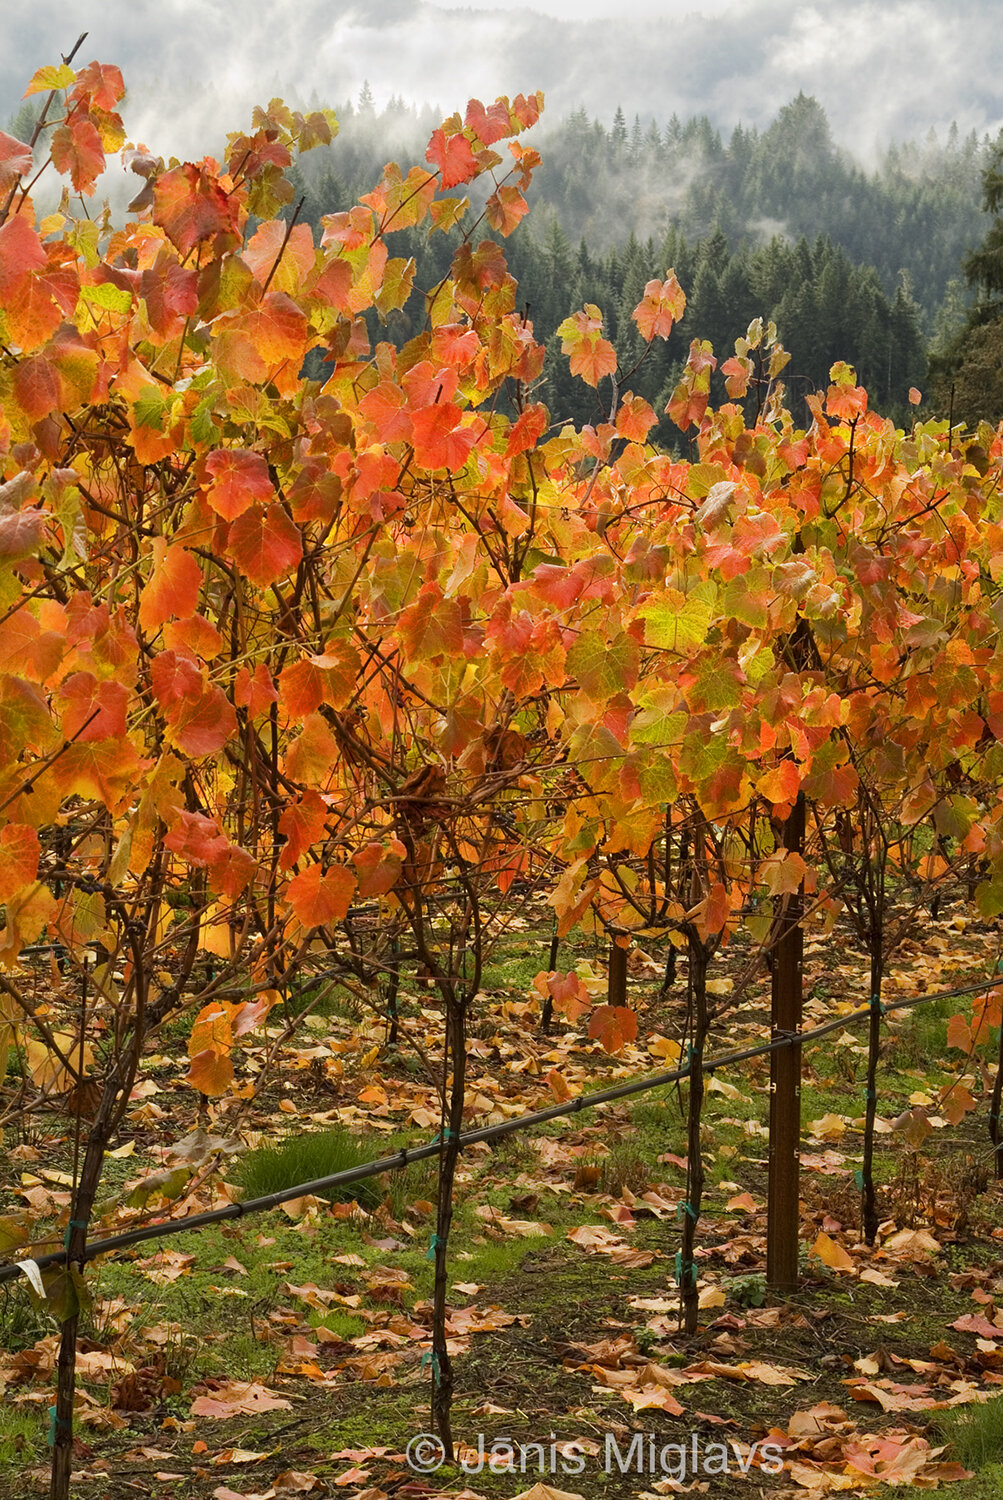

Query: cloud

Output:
[431, 0, 734, 16]
[2, 0, 1001, 180]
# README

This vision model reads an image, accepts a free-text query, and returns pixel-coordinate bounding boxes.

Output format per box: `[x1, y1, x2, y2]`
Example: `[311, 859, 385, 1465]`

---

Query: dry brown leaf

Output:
[883, 1227, 940, 1259]
[787, 1402, 850, 1437]
[622, 1385, 686, 1415]
[698, 1286, 726, 1309]
[740, 1359, 805, 1386]
[608, 1247, 657, 1267]
[725, 1191, 760, 1211]
[476, 1205, 552, 1236]
[190, 1381, 293, 1419]
[75, 1350, 136, 1381]
[952, 1313, 1003, 1338]
[859, 1268, 898, 1288]
[567, 1224, 623, 1252]
[511, 1486, 587, 1500]
[809, 1232, 855, 1272]
[209, 1449, 272, 1466]
[844, 1378, 939, 1412]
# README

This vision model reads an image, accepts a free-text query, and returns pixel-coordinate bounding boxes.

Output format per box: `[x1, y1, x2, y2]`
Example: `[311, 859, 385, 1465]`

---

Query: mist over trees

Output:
[294, 87, 997, 319]
[929, 140, 1003, 427]
[522, 94, 991, 325]
[6, 76, 977, 433]
[287, 88, 983, 433]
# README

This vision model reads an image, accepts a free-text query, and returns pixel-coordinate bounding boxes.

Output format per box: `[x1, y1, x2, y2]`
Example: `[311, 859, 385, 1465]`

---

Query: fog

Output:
[2, 0, 1001, 176]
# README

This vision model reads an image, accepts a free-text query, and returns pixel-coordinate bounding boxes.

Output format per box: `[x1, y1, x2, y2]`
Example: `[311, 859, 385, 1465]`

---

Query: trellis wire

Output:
[0, 974, 992, 1285]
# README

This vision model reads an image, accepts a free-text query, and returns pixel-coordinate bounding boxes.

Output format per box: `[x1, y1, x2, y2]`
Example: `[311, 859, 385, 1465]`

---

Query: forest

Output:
[286, 88, 997, 431]
[5, 42, 1003, 1500]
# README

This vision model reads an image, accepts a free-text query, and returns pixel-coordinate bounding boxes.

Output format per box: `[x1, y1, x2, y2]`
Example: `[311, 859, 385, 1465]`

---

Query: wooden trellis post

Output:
[608, 934, 628, 1009]
[767, 792, 805, 1292]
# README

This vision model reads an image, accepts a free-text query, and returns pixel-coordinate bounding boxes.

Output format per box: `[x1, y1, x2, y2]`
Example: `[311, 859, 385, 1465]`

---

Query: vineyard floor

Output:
[4, 895, 1003, 1498]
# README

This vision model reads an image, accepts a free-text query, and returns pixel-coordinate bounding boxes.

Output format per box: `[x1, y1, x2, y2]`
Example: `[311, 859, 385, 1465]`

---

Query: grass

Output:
[309, 1307, 367, 1338]
[284, 975, 370, 1024]
[0, 1280, 56, 1354]
[158, 1011, 195, 1044]
[453, 1233, 552, 1285]
[0, 1408, 40, 1465]
[5, 910, 1003, 1496]
[888, 994, 966, 1071]
[478, 934, 553, 993]
[598, 1140, 655, 1196]
[933, 1395, 1003, 1468]
[959, 1467, 1003, 1499]
[381, 1152, 439, 1220]
[213, 1329, 280, 1381]
[631, 1098, 678, 1131]
[233, 1127, 386, 1209]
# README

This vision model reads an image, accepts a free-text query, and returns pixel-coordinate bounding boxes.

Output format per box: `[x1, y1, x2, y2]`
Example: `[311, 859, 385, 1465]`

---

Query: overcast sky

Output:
[2, 0, 1001, 172]
[431, 0, 734, 16]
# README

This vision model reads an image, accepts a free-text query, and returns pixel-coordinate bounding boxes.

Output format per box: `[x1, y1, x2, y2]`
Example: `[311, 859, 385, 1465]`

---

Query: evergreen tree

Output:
[932, 144, 1003, 425]
[287, 95, 938, 426]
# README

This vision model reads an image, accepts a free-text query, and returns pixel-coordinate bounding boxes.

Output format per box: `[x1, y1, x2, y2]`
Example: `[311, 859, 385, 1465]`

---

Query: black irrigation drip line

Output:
[0, 974, 994, 1287]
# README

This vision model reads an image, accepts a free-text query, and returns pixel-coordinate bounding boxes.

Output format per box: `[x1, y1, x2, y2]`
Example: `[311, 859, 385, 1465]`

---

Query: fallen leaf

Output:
[209, 1449, 272, 1466]
[859, 1268, 898, 1288]
[190, 1382, 293, 1418]
[883, 1228, 940, 1259]
[952, 1313, 1003, 1338]
[809, 1232, 854, 1272]
[725, 1192, 760, 1212]
[511, 1486, 587, 1500]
